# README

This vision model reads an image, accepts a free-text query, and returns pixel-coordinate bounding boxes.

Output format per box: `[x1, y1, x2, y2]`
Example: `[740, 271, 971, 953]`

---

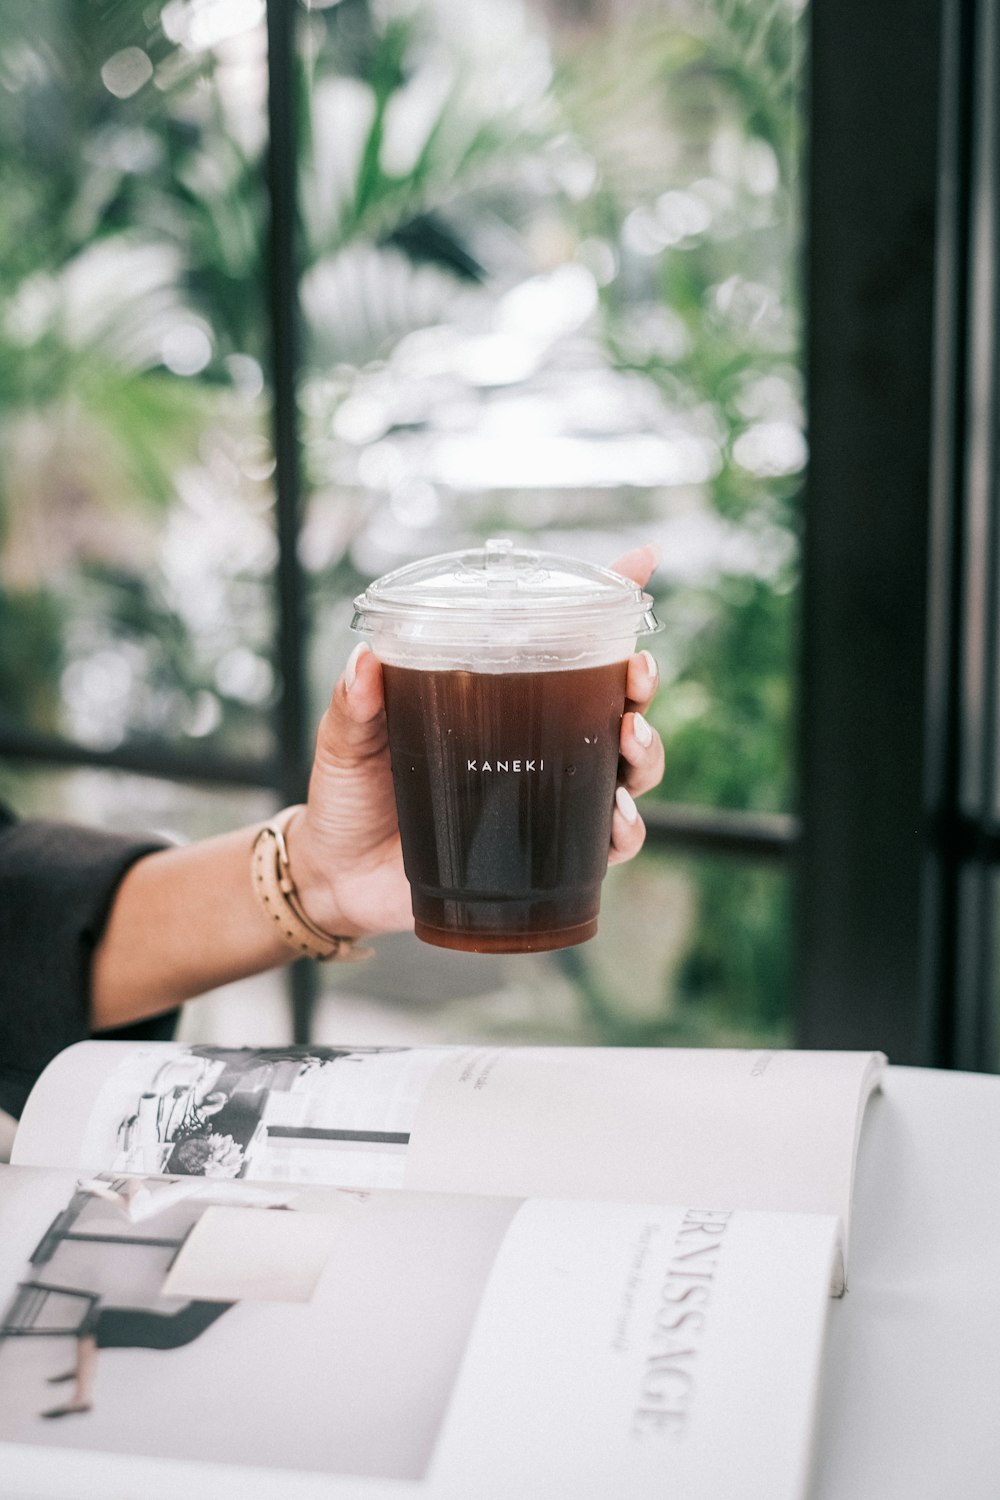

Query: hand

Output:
[289, 642, 414, 938]
[290, 543, 665, 937]
[605, 544, 665, 866]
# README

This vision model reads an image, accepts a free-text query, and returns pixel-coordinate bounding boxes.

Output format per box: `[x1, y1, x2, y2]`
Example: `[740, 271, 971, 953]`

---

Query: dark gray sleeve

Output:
[0, 806, 179, 1119]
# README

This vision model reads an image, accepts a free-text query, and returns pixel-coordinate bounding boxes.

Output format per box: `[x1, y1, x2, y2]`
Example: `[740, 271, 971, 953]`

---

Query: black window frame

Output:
[797, 0, 999, 1073]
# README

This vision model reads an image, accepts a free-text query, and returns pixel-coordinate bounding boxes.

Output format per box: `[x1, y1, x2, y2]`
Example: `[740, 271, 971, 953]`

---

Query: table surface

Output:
[810, 1064, 1000, 1500]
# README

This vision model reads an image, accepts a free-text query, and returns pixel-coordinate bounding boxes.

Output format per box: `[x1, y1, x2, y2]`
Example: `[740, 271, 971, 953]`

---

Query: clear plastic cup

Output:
[351, 538, 661, 952]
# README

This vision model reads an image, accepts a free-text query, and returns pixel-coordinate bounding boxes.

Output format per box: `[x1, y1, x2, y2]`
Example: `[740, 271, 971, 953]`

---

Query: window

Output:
[4, 0, 990, 1069]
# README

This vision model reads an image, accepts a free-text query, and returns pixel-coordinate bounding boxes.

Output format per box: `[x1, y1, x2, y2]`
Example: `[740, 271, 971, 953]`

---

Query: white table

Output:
[812, 1065, 1000, 1500]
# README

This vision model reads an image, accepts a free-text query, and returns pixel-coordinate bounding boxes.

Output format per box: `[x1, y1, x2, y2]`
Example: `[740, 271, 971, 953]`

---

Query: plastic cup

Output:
[351, 538, 661, 953]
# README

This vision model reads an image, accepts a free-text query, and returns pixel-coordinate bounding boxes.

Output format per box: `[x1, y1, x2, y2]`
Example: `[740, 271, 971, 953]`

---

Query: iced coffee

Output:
[352, 539, 660, 953]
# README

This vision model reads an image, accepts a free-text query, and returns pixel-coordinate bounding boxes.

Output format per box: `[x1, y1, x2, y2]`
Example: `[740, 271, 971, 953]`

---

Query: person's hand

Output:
[288, 543, 665, 937]
[288, 640, 413, 938]
[605, 544, 665, 867]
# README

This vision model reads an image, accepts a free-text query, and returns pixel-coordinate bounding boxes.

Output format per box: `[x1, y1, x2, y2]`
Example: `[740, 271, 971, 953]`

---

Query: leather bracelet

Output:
[251, 805, 374, 963]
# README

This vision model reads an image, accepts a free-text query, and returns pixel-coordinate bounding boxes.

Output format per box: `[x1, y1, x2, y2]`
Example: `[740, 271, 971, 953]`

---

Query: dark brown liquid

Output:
[382, 661, 628, 952]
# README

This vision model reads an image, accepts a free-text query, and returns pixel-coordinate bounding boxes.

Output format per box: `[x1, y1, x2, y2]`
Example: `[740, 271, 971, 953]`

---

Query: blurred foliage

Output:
[571, 0, 800, 1035]
[555, 852, 791, 1046]
[0, 589, 65, 730]
[655, 574, 795, 813]
[0, 0, 273, 751]
[0, 0, 803, 1044]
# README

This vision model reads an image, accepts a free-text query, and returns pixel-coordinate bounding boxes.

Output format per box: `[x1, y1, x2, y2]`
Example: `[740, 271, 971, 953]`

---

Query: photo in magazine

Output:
[91, 1045, 449, 1187]
[0, 1171, 516, 1479]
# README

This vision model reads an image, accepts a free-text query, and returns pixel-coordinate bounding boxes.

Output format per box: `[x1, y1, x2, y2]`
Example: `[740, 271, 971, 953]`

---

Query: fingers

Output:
[609, 786, 646, 866]
[621, 649, 663, 794]
[616, 548, 662, 825]
[614, 644, 664, 863]
[610, 541, 661, 589]
[619, 708, 665, 797]
[313, 642, 388, 770]
[625, 648, 658, 714]
[339, 642, 383, 723]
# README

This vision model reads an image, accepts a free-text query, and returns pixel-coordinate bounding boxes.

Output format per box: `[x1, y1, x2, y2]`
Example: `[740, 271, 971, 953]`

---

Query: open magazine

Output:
[0, 1042, 885, 1499]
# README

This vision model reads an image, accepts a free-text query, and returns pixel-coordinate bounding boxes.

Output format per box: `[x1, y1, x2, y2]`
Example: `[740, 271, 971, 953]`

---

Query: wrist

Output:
[250, 807, 373, 962]
[274, 806, 362, 941]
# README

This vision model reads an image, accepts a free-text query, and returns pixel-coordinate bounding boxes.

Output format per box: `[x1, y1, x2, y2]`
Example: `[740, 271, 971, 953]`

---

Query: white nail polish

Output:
[344, 641, 369, 691]
[633, 711, 653, 747]
[640, 650, 658, 683]
[615, 786, 639, 824]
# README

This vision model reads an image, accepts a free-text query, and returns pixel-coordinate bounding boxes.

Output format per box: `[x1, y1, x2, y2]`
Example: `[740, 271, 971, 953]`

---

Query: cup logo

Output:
[466, 758, 545, 772]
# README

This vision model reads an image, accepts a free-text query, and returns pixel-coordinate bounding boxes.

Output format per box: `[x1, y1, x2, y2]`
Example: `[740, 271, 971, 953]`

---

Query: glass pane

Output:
[298, 0, 801, 1046]
[0, 759, 272, 841]
[315, 848, 792, 1050]
[298, 0, 803, 820]
[0, 763, 789, 1053]
[0, 1, 276, 763]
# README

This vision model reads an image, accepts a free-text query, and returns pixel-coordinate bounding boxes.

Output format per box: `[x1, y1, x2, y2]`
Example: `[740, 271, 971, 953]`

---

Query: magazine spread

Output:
[0, 1163, 838, 1500]
[12, 1041, 885, 1294]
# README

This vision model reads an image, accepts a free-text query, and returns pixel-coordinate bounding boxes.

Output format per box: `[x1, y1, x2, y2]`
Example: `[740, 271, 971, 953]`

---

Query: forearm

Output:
[91, 823, 306, 1031]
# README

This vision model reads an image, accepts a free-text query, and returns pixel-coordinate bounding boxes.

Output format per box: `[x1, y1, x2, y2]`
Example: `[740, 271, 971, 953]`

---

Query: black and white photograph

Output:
[81, 1044, 450, 1187]
[0, 1171, 518, 1479]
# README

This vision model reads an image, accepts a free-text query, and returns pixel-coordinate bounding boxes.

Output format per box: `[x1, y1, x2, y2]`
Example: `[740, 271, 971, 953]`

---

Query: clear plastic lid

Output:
[352, 539, 660, 657]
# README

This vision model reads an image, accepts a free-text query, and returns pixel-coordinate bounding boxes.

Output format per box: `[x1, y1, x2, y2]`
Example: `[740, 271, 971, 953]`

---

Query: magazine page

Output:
[13, 1041, 882, 1290]
[0, 1163, 837, 1500]
[404, 1045, 885, 1292]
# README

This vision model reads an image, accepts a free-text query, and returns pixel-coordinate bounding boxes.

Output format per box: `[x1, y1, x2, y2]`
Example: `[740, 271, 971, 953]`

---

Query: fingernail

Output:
[615, 786, 639, 824]
[633, 711, 653, 748]
[644, 541, 663, 568]
[640, 650, 658, 683]
[344, 641, 370, 692]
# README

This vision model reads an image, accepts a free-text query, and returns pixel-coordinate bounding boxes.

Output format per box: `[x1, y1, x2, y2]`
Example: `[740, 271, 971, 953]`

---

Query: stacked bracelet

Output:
[251, 805, 373, 963]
